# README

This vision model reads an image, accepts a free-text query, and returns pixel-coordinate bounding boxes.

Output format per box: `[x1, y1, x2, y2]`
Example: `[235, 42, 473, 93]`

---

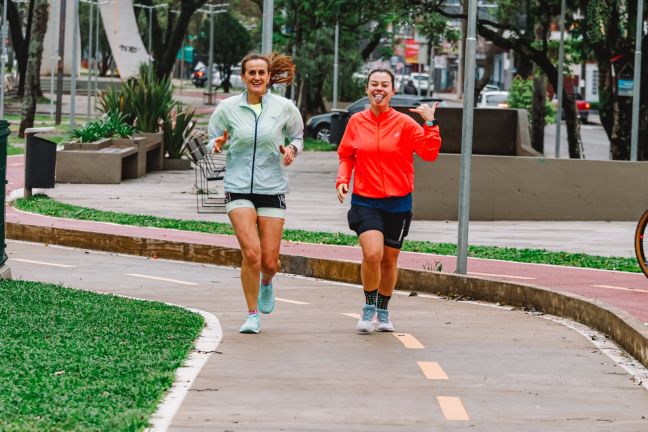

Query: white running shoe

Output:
[356, 304, 376, 333]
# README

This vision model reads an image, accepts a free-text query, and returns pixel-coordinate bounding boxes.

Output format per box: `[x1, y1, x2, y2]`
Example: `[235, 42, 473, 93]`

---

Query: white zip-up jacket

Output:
[208, 91, 304, 194]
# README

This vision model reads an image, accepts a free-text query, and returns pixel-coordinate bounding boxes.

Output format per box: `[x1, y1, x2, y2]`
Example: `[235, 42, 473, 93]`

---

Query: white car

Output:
[477, 91, 509, 108]
[409, 72, 432, 92]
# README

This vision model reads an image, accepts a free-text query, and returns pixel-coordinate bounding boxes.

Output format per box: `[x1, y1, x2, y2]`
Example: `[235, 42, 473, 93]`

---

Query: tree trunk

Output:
[19, 0, 48, 137]
[531, 73, 546, 153]
[16, 0, 35, 97]
[474, 42, 496, 100]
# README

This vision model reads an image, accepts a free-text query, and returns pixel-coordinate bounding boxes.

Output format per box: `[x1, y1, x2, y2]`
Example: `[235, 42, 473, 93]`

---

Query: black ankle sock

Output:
[377, 293, 391, 310]
[364, 289, 378, 306]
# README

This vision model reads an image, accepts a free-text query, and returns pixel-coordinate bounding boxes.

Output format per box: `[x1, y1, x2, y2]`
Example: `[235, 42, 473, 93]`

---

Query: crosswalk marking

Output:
[125, 273, 198, 286]
[393, 333, 424, 349]
[11, 258, 76, 268]
[417, 361, 449, 380]
[275, 297, 309, 305]
[437, 396, 470, 421]
[593, 284, 648, 294]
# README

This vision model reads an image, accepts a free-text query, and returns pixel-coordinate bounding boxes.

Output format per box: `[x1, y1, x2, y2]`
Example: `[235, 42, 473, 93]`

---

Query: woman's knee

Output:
[363, 248, 383, 265]
[241, 247, 262, 269]
[261, 255, 280, 274]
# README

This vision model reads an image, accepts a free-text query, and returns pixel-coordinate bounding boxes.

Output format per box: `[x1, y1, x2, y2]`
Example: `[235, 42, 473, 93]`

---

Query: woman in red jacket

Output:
[336, 68, 441, 333]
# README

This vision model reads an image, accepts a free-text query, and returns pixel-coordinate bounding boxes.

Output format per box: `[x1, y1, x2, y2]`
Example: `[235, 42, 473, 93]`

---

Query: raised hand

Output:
[409, 102, 440, 122]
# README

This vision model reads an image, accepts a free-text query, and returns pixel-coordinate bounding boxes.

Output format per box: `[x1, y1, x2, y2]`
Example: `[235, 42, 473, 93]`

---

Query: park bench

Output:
[56, 145, 139, 184]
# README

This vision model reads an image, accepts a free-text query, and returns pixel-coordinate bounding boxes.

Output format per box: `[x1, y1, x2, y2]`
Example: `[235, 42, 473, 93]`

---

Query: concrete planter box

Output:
[413, 154, 648, 221]
[163, 158, 192, 170]
[62, 138, 112, 151]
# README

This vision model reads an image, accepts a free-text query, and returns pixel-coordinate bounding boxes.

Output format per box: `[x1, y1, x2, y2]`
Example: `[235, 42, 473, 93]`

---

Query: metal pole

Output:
[55, 0, 67, 125]
[147, 6, 152, 57]
[93, 2, 99, 113]
[428, 41, 434, 97]
[207, 6, 214, 104]
[70, 0, 79, 126]
[630, 0, 644, 161]
[0, 0, 9, 119]
[554, 0, 566, 158]
[87, 0, 93, 118]
[332, 19, 339, 109]
[401, 29, 406, 93]
[455, 0, 478, 275]
[261, 0, 273, 54]
[50, 0, 59, 120]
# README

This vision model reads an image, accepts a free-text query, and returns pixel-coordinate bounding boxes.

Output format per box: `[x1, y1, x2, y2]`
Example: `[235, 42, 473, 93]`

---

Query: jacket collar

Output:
[362, 107, 395, 123]
[239, 90, 272, 107]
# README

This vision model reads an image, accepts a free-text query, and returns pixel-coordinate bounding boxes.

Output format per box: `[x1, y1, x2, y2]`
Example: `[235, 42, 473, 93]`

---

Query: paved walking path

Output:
[7, 240, 648, 431]
[7, 154, 647, 324]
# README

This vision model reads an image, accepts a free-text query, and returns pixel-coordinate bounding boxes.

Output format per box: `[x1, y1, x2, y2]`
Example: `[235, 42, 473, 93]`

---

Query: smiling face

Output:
[366, 71, 395, 110]
[242, 58, 271, 96]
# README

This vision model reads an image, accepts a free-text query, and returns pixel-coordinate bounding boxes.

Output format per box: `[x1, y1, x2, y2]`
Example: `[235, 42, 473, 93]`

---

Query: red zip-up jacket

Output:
[336, 108, 442, 198]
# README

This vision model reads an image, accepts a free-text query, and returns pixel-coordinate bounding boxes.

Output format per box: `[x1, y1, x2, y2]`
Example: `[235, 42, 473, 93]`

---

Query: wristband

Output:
[425, 119, 438, 127]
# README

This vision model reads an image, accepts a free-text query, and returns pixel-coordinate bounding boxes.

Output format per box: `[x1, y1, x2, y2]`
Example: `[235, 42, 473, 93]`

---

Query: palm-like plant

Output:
[162, 107, 196, 159]
[129, 63, 177, 133]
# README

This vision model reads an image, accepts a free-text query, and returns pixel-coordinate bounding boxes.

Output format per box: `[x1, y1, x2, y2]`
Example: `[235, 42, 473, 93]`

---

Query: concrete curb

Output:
[7, 221, 648, 370]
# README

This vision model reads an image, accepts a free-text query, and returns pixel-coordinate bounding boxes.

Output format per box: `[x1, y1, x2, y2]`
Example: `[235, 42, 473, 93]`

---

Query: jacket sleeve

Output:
[408, 118, 442, 161]
[283, 101, 304, 154]
[336, 116, 356, 189]
[207, 103, 228, 152]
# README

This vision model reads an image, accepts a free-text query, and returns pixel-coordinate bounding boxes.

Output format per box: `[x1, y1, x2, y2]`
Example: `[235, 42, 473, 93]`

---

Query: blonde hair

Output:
[240, 53, 296, 86]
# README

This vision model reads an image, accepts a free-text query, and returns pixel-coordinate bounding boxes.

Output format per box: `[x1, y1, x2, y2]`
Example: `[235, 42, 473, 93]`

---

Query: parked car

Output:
[408, 72, 433, 93]
[306, 95, 442, 144]
[477, 91, 510, 108]
[553, 93, 591, 124]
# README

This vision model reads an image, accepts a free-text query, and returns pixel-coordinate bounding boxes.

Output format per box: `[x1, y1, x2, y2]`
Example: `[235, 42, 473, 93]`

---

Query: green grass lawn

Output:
[0, 279, 203, 431]
[303, 138, 336, 151]
[14, 194, 641, 273]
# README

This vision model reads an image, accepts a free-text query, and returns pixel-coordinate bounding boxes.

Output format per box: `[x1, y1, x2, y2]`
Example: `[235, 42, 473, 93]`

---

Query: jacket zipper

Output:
[250, 111, 259, 193]
[376, 119, 386, 193]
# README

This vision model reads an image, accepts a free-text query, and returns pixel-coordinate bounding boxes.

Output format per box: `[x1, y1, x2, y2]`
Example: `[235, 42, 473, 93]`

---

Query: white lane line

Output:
[141, 304, 222, 432]
[275, 297, 309, 305]
[468, 271, 535, 280]
[393, 333, 425, 349]
[341, 313, 360, 319]
[125, 273, 198, 286]
[417, 361, 449, 380]
[437, 396, 470, 421]
[593, 284, 648, 294]
[10, 258, 76, 268]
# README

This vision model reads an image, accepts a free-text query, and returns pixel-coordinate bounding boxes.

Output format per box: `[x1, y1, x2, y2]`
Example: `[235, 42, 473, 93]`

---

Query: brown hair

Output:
[240, 53, 296, 86]
[367, 68, 395, 89]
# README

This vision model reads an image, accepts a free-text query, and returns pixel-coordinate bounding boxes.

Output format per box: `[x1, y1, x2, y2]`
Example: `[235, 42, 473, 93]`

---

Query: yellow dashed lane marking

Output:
[417, 361, 449, 380]
[341, 313, 360, 319]
[125, 273, 198, 286]
[437, 396, 470, 421]
[469, 271, 535, 280]
[393, 333, 424, 349]
[275, 297, 309, 305]
[11, 258, 76, 268]
[593, 284, 648, 294]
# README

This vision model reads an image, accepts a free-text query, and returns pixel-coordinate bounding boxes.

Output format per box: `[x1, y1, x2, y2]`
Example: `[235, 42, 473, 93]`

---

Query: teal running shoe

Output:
[239, 313, 261, 334]
[376, 308, 394, 332]
[258, 280, 275, 314]
[356, 304, 376, 333]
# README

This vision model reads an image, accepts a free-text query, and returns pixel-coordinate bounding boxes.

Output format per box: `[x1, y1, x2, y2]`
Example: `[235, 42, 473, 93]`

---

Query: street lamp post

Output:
[630, 0, 644, 161]
[134, 3, 168, 62]
[332, 19, 339, 109]
[554, 0, 566, 159]
[0, 0, 8, 120]
[261, 0, 274, 54]
[455, 0, 478, 275]
[70, 0, 79, 126]
[199, 4, 227, 105]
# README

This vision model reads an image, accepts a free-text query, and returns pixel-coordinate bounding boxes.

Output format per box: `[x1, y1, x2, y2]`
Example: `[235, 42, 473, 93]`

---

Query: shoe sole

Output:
[239, 328, 260, 334]
[376, 327, 394, 332]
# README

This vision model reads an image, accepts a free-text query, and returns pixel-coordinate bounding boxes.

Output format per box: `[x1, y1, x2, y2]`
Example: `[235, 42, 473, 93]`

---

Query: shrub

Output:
[70, 113, 135, 143]
[162, 107, 196, 159]
[508, 76, 555, 124]
[128, 63, 177, 133]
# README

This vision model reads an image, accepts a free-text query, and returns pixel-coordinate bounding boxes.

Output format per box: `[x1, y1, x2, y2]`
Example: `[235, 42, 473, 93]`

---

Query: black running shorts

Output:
[347, 205, 412, 249]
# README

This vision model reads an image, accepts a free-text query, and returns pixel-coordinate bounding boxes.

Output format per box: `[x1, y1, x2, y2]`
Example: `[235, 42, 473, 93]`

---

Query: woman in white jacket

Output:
[208, 53, 303, 334]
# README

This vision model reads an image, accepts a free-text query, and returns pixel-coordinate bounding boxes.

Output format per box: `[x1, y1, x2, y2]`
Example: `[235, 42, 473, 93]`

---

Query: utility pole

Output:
[54, 0, 67, 125]
[261, 0, 274, 54]
[0, 0, 9, 119]
[134, 3, 168, 62]
[630, 0, 644, 161]
[199, 3, 228, 105]
[70, 0, 79, 126]
[332, 19, 339, 109]
[554, 0, 566, 158]
[455, 0, 478, 275]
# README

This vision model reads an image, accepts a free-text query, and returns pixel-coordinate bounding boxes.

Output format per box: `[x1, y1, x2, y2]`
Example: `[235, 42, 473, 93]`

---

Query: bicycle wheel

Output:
[634, 209, 648, 277]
